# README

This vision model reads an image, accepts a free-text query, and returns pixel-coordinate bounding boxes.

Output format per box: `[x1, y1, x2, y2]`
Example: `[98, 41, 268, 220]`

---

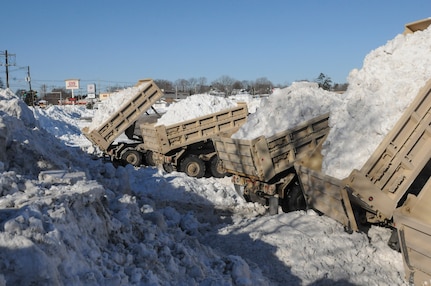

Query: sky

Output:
[1, 0, 430, 93]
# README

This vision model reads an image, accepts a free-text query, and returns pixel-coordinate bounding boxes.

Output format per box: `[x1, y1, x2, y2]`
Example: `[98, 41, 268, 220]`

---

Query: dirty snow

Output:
[0, 21, 424, 286]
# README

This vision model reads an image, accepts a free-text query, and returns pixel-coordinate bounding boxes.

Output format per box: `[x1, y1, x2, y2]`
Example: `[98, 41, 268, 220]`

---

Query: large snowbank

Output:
[231, 25, 431, 179]
[232, 82, 342, 139]
[323, 26, 431, 178]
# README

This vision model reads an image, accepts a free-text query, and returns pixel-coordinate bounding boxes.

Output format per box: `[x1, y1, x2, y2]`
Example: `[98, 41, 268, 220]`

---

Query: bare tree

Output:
[154, 79, 174, 91]
[197, 77, 208, 93]
[175, 78, 190, 93]
[253, 77, 273, 94]
[188, 77, 198, 94]
[232, 80, 243, 90]
[212, 75, 236, 96]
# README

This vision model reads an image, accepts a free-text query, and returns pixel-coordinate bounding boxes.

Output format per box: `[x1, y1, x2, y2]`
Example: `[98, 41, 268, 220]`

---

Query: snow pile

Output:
[88, 85, 147, 131]
[232, 82, 342, 139]
[33, 105, 92, 137]
[0, 88, 270, 285]
[230, 26, 431, 179]
[156, 94, 237, 126]
[228, 93, 262, 113]
[0, 90, 87, 176]
[322, 26, 431, 178]
[0, 174, 266, 285]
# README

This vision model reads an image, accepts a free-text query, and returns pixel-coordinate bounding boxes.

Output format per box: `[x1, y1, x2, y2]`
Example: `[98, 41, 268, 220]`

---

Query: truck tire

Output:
[281, 183, 306, 212]
[145, 151, 156, 166]
[122, 150, 142, 167]
[163, 163, 175, 173]
[180, 155, 206, 178]
[208, 156, 227, 178]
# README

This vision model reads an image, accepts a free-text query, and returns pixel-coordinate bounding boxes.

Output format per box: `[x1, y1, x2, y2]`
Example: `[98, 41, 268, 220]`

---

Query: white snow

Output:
[88, 85, 147, 131]
[231, 26, 431, 179]
[1, 23, 427, 286]
[155, 94, 237, 126]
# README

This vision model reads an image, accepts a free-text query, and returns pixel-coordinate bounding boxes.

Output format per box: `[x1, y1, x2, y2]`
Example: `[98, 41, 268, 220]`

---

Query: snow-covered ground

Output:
[0, 101, 406, 285]
[1, 22, 428, 286]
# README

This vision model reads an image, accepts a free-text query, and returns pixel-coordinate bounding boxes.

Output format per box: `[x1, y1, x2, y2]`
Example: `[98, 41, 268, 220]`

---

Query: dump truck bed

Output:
[213, 113, 330, 182]
[82, 79, 164, 152]
[343, 78, 431, 221]
[295, 79, 431, 231]
[404, 18, 431, 34]
[295, 164, 358, 231]
[140, 102, 248, 154]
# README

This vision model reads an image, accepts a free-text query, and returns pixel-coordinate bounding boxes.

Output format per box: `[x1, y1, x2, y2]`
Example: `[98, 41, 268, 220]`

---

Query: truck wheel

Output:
[163, 163, 175, 173]
[208, 156, 227, 178]
[281, 184, 306, 212]
[145, 151, 156, 166]
[180, 155, 206, 178]
[122, 150, 142, 167]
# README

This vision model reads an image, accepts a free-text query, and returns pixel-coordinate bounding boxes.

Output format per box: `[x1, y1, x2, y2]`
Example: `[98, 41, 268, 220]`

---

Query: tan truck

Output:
[82, 78, 164, 156]
[215, 78, 431, 284]
[139, 102, 248, 178]
[295, 76, 431, 285]
[213, 112, 330, 213]
[82, 78, 249, 178]
[214, 19, 431, 284]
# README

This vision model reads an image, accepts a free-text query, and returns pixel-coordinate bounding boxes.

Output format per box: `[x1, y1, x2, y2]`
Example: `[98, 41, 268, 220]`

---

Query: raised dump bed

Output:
[140, 102, 248, 154]
[82, 79, 164, 152]
[213, 112, 330, 183]
[404, 17, 431, 34]
[343, 78, 431, 223]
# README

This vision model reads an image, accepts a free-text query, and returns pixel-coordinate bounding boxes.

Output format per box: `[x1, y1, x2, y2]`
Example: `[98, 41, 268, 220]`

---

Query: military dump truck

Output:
[214, 19, 431, 284]
[215, 76, 431, 285]
[295, 75, 431, 285]
[214, 77, 431, 285]
[82, 79, 249, 178]
[82, 79, 164, 164]
[139, 102, 248, 178]
[213, 112, 330, 214]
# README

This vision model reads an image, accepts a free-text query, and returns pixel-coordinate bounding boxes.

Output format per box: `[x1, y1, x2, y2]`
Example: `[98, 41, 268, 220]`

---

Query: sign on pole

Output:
[65, 79, 80, 104]
[87, 83, 96, 99]
[65, 79, 80, 90]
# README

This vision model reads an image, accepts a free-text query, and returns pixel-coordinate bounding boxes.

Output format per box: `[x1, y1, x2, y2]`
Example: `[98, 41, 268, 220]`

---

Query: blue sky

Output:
[1, 0, 430, 92]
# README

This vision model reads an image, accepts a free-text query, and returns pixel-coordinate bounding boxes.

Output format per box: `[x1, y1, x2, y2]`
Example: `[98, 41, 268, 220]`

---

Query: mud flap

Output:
[295, 164, 358, 232]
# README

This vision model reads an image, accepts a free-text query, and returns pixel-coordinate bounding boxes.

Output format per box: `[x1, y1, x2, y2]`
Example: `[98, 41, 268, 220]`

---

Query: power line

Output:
[0, 50, 16, 88]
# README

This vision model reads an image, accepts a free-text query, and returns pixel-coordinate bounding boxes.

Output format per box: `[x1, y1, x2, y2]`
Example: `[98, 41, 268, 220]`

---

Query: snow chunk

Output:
[232, 82, 341, 139]
[156, 94, 237, 126]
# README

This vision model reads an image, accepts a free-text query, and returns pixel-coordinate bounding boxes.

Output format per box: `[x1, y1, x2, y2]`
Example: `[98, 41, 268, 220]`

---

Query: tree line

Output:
[1, 73, 348, 106]
[154, 73, 348, 96]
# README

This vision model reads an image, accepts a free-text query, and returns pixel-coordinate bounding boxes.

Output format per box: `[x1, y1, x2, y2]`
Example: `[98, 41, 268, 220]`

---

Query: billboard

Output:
[65, 79, 80, 90]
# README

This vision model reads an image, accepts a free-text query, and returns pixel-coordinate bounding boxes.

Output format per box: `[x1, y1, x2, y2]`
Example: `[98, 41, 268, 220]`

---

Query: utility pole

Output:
[26, 66, 34, 106]
[0, 50, 16, 88]
[5, 50, 9, 88]
[26, 66, 32, 91]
